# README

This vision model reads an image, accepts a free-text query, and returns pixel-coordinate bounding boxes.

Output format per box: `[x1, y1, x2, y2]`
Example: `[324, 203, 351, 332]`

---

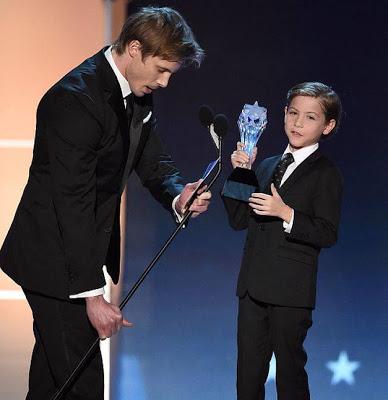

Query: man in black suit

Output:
[0, 7, 211, 399]
[222, 82, 343, 399]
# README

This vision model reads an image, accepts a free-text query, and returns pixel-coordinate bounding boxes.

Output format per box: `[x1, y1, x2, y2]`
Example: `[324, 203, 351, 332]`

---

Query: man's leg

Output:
[270, 305, 312, 400]
[237, 293, 273, 400]
[26, 320, 57, 399]
[24, 289, 104, 400]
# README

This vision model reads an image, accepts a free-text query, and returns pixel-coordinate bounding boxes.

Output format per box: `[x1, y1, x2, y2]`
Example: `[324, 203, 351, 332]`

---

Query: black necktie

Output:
[125, 94, 134, 126]
[272, 153, 295, 189]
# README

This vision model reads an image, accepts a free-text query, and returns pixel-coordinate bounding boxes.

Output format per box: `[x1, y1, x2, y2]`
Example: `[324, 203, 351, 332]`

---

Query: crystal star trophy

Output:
[222, 101, 268, 202]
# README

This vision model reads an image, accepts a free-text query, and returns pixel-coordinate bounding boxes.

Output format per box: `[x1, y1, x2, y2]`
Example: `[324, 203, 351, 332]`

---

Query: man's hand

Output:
[249, 183, 293, 223]
[85, 295, 132, 339]
[175, 180, 212, 218]
[231, 142, 257, 169]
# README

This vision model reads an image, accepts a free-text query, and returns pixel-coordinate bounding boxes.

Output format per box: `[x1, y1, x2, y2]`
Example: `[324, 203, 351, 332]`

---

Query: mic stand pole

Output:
[50, 138, 223, 400]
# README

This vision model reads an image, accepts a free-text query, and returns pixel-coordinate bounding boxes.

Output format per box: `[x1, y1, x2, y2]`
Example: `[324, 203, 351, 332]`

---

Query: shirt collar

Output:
[283, 143, 319, 166]
[104, 46, 132, 99]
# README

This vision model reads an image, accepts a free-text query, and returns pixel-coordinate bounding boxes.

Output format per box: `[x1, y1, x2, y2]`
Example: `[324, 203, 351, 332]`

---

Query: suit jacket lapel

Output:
[95, 48, 129, 153]
[279, 149, 322, 195]
[119, 99, 150, 193]
[107, 90, 129, 151]
[93, 48, 152, 194]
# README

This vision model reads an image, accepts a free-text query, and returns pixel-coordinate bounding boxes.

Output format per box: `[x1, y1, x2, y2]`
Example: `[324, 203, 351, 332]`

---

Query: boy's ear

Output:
[284, 106, 288, 122]
[322, 119, 336, 136]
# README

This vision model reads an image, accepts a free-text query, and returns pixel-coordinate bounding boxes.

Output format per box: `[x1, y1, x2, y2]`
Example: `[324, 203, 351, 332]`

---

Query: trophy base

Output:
[221, 167, 259, 202]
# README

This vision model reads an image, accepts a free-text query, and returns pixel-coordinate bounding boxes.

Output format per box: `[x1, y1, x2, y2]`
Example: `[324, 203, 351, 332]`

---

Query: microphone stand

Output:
[50, 137, 223, 400]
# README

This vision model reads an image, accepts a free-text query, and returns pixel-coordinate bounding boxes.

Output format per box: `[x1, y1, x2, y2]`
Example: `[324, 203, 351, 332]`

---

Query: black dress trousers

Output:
[23, 289, 104, 400]
[237, 293, 312, 400]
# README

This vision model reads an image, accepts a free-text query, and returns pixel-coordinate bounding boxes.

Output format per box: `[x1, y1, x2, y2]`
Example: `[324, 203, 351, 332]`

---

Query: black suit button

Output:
[104, 227, 112, 233]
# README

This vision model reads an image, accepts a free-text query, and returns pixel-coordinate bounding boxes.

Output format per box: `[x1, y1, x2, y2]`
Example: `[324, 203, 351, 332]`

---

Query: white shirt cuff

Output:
[69, 287, 105, 299]
[172, 194, 184, 223]
[283, 209, 294, 233]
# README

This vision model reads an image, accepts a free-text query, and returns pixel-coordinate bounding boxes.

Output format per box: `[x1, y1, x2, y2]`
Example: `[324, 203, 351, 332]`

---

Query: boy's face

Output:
[284, 95, 336, 150]
[125, 41, 181, 97]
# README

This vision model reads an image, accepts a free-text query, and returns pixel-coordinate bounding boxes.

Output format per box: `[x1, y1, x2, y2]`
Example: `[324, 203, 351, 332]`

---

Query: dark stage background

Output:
[112, 1, 387, 399]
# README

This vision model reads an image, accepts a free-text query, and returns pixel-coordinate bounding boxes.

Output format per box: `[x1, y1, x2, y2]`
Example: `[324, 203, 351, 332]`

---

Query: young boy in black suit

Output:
[222, 82, 343, 400]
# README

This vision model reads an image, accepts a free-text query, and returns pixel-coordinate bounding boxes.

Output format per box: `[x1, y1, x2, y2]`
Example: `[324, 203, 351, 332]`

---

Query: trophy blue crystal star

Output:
[222, 101, 268, 202]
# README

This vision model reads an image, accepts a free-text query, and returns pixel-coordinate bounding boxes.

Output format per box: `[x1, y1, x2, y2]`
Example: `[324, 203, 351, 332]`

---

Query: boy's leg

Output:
[24, 289, 104, 400]
[270, 305, 312, 400]
[237, 293, 273, 400]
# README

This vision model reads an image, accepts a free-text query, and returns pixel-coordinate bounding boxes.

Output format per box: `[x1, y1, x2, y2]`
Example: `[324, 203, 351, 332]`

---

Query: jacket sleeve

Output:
[286, 165, 343, 248]
[135, 115, 185, 211]
[221, 194, 250, 231]
[44, 89, 105, 294]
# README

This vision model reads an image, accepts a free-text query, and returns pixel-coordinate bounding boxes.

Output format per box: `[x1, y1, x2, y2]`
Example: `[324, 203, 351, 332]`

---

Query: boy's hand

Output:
[249, 183, 293, 223]
[231, 142, 257, 169]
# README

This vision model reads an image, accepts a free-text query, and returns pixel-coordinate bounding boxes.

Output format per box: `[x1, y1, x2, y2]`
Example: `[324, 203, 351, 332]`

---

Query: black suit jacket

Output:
[0, 48, 184, 299]
[222, 149, 343, 308]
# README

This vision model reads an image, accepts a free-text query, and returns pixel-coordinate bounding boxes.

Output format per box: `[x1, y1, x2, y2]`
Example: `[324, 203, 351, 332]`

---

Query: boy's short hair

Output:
[113, 6, 204, 68]
[286, 82, 342, 137]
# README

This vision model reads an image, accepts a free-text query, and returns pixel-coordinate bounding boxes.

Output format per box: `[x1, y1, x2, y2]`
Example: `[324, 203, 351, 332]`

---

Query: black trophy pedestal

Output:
[221, 167, 259, 202]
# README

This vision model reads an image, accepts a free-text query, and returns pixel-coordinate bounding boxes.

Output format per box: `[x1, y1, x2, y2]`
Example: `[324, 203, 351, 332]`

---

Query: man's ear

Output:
[284, 106, 288, 123]
[126, 40, 142, 58]
[322, 119, 336, 136]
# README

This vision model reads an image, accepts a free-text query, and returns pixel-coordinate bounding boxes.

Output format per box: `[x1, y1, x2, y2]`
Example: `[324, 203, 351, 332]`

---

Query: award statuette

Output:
[222, 101, 268, 202]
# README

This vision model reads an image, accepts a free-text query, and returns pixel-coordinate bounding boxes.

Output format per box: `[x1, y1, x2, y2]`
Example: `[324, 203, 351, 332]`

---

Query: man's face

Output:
[125, 43, 181, 97]
[284, 95, 335, 150]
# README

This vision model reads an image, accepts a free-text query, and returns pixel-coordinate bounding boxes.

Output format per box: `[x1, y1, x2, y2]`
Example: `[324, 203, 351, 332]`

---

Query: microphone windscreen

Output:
[198, 105, 214, 127]
[213, 114, 228, 137]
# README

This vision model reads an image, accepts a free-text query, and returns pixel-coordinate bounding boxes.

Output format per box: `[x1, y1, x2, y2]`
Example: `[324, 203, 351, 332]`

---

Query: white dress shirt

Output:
[280, 143, 319, 233]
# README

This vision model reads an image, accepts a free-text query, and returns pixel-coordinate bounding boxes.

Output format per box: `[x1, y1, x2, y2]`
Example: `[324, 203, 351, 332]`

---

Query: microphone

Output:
[198, 104, 214, 127]
[198, 105, 225, 149]
[213, 114, 228, 138]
